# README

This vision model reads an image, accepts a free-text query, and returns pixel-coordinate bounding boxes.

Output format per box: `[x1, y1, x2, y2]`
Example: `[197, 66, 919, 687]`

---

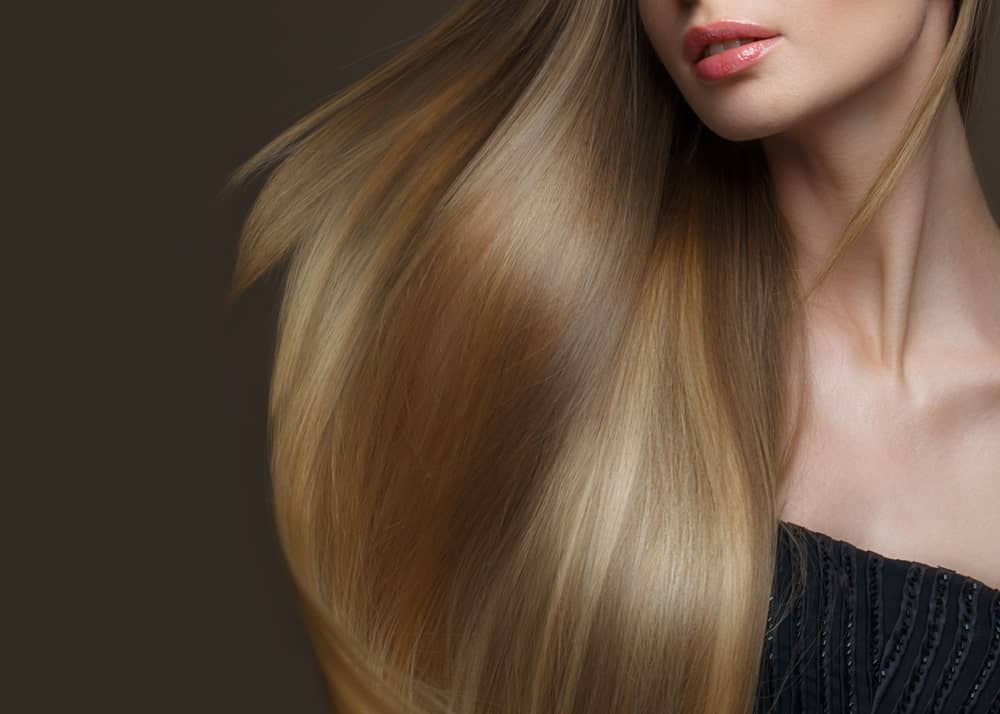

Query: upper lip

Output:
[683, 21, 780, 64]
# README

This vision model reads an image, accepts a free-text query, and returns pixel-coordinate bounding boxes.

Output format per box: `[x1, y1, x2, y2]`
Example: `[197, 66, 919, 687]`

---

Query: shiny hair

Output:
[223, 1, 995, 711]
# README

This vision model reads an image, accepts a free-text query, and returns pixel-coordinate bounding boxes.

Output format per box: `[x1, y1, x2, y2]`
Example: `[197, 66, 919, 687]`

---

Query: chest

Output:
[776, 369, 1000, 591]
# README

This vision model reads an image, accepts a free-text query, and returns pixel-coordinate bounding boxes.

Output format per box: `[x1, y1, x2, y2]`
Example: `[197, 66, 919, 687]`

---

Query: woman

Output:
[223, 0, 999, 711]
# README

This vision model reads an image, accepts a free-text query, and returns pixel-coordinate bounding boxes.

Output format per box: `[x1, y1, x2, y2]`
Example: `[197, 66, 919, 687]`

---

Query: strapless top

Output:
[754, 520, 1000, 714]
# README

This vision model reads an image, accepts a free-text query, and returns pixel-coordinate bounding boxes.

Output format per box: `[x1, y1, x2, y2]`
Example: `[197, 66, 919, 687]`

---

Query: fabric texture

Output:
[754, 520, 1000, 713]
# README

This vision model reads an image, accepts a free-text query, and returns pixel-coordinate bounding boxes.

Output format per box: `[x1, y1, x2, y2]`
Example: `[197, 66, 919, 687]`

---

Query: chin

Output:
[698, 111, 787, 143]
[681, 83, 797, 143]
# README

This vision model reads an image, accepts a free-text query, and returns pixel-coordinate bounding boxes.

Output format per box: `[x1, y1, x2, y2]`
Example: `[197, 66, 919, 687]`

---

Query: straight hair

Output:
[223, 1, 995, 711]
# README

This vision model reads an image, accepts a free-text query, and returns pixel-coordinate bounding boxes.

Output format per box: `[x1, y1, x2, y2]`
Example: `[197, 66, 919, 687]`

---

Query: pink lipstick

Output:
[683, 21, 782, 82]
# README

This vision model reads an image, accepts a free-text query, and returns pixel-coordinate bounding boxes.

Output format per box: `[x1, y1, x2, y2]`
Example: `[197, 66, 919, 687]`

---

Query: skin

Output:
[639, 0, 1000, 589]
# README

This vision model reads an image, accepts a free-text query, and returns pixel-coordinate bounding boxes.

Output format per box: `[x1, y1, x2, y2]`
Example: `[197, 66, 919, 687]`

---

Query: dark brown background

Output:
[14, 2, 997, 712]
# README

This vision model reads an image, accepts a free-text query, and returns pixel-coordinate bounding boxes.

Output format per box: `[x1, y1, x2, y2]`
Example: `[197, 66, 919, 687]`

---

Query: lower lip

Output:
[693, 36, 782, 81]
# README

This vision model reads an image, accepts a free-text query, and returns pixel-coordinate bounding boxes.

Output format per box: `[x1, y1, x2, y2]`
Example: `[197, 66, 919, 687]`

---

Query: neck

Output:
[763, 91, 1000, 375]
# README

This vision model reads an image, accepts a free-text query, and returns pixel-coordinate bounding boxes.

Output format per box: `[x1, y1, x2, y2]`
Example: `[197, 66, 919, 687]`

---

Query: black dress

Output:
[754, 520, 1000, 713]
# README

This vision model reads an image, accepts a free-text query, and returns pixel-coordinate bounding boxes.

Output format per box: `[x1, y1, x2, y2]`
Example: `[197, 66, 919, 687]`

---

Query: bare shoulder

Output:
[777, 356, 1000, 591]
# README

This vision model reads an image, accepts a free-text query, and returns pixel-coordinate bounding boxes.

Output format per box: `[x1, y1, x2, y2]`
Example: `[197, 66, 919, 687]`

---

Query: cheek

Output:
[779, 2, 928, 111]
[637, 0, 678, 74]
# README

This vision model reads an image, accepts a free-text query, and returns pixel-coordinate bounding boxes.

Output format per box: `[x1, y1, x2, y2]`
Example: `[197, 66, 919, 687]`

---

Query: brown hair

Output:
[222, 1, 995, 711]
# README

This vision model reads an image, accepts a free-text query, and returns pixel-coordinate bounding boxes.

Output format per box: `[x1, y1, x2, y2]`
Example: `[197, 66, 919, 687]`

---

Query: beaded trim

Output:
[817, 537, 835, 714]
[872, 564, 926, 709]
[891, 569, 951, 713]
[955, 590, 1000, 713]
[930, 579, 981, 713]
[869, 554, 886, 693]
[842, 543, 858, 714]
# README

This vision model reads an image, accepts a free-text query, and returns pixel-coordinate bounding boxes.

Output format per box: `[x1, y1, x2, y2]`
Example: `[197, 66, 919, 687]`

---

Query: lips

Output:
[683, 20, 781, 65]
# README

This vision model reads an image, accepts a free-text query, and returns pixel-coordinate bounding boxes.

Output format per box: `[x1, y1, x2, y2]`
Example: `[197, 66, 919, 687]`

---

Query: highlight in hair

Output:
[222, 1, 994, 711]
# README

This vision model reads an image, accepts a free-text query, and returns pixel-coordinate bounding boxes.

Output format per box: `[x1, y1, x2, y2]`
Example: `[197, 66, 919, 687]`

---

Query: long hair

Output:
[222, 1, 995, 712]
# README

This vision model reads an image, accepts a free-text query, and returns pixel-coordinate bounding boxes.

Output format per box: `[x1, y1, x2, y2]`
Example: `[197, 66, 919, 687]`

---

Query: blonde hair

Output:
[222, 1, 995, 712]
